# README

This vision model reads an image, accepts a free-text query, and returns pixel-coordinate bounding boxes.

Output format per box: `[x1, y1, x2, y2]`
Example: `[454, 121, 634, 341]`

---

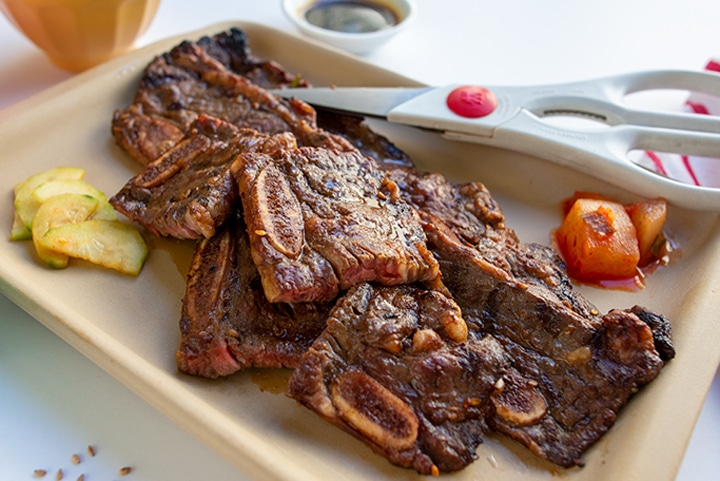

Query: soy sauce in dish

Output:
[305, 1, 399, 34]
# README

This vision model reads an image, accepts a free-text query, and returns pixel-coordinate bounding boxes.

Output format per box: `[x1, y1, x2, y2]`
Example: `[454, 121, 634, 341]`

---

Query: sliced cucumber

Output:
[14, 167, 85, 229]
[92, 197, 118, 221]
[10, 212, 31, 241]
[31, 193, 100, 269]
[32, 178, 108, 204]
[39, 219, 148, 276]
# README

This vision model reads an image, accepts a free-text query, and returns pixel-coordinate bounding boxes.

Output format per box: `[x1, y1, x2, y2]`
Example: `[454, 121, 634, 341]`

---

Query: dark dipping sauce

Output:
[305, 1, 399, 34]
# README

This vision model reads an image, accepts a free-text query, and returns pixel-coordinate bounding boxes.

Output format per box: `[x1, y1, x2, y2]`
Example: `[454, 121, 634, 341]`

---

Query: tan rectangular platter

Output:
[1, 21, 719, 481]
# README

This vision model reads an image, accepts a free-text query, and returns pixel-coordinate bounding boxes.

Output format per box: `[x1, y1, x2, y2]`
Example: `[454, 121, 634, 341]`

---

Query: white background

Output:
[1, 1, 718, 480]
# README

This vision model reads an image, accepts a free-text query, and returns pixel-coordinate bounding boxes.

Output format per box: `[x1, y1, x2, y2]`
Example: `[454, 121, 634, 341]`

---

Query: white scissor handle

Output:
[399, 70, 720, 211]
[444, 109, 720, 211]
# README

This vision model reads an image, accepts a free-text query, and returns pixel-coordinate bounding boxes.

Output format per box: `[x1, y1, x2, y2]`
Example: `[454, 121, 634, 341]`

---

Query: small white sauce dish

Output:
[282, 0, 416, 55]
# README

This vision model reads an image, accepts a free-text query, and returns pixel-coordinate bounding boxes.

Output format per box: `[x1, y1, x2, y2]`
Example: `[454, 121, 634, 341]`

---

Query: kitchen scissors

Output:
[270, 70, 720, 211]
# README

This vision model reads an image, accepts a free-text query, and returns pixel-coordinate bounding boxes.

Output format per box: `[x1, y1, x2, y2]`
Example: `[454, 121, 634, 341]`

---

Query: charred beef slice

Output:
[231, 147, 440, 303]
[110, 114, 296, 240]
[177, 211, 333, 378]
[288, 282, 509, 475]
[112, 103, 186, 167]
[391, 167, 673, 467]
[112, 27, 413, 170]
[114, 27, 352, 157]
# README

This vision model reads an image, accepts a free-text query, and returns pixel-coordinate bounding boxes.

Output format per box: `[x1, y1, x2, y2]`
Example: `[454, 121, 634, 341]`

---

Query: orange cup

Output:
[0, 0, 160, 72]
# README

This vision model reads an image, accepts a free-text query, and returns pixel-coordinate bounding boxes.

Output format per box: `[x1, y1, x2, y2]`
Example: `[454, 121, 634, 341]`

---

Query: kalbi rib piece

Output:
[195, 27, 311, 89]
[167, 41, 354, 152]
[112, 104, 185, 166]
[388, 168, 604, 318]
[177, 212, 332, 378]
[112, 28, 414, 170]
[484, 306, 670, 467]
[111, 114, 296, 240]
[125, 30, 354, 153]
[127, 28, 312, 136]
[232, 146, 441, 303]
[387, 168, 516, 271]
[392, 167, 673, 467]
[288, 282, 508, 475]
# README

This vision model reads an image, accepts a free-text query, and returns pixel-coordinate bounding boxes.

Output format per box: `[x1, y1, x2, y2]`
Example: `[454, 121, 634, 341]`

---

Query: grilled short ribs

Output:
[113, 27, 350, 158]
[391, 167, 673, 467]
[231, 147, 440, 303]
[108, 27, 675, 475]
[288, 282, 508, 475]
[177, 211, 332, 378]
[110, 114, 296, 239]
[112, 27, 413, 170]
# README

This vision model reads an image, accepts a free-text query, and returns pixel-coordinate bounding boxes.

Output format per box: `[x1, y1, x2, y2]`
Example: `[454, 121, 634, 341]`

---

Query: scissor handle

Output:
[444, 109, 720, 212]
[427, 70, 720, 211]
[517, 70, 720, 134]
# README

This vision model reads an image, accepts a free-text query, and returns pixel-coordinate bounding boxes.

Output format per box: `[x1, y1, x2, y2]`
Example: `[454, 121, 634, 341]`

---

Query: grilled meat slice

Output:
[112, 104, 186, 166]
[113, 28, 413, 169]
[111, 114, 296, 239]
[232, 147, 440, 303]
[177, 211, 333, 378]
[483, 307, 668, 467]
[288, 282, 508, 475]
[125, 30, 353, 151]
[195, 27, 311, 89]
[388, 167, 602, 317]
[387, 168, 516, 269]
[392, 167, 671, 467]
[315, 110, 414, 169]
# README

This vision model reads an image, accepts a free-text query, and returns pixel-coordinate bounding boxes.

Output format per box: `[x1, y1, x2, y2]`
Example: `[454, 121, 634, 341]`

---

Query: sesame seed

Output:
[86, 445, 96, 457]
[76, 475, 85, 481]
[118, 466, 133, 476]
[55, 468, 63, 481]
[33, 469, 47, 478]
[71, 453, 81, 465]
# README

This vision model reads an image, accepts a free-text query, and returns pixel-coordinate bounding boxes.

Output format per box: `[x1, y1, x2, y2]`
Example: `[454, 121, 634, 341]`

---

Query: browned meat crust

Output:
[391, 167, 672, 467]
[177, 211, 333, 378]
[112, 104, 186, 167]
[232, 147, 440, 303]
[112, 27, 413, 171]
[110, 114, 296, 239]
[288, 282, 507, 475]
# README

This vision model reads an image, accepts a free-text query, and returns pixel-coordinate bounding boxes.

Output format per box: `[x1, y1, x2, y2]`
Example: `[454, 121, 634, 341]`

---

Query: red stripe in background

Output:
[686, 100, 711, 114]
[705, 59, 720, 72]
[645, 151, 668, 176]
[680, 155, 702, 186]
[644, 59, 716, 188]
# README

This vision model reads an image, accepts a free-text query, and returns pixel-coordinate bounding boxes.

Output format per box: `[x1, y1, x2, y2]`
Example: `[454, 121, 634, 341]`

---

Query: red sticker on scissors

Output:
[446, 86, 497, 118]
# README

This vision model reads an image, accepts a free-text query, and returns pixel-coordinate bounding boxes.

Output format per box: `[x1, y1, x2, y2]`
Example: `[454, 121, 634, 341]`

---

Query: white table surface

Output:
[1, 1, 718, 480]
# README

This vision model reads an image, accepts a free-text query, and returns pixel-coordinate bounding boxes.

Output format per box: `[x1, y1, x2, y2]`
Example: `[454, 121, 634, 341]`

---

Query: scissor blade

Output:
[268, 87, 433, 118]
